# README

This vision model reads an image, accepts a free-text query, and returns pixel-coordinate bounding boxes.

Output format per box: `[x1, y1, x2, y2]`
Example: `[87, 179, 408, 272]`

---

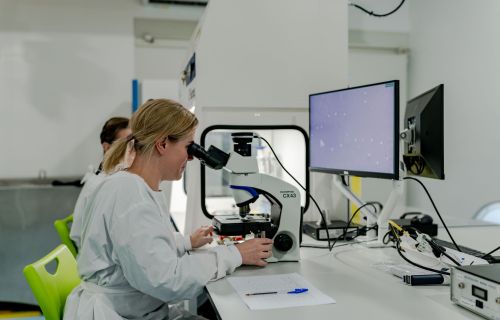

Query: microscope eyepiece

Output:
[187, 143, 229, 170]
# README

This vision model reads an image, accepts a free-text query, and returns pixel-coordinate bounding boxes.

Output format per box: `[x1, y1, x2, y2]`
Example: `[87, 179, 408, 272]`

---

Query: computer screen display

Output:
[309, 80, 399, 179]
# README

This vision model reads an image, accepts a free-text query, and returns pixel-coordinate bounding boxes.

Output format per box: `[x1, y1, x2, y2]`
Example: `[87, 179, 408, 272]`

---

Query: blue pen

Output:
[246, 288, 308, 296]
[287, 288, 308, 294]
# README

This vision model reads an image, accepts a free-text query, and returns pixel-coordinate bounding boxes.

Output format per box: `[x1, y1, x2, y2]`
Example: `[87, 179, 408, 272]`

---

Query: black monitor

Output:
[402, 84, 444, 179]
[309, 80, 400, 180]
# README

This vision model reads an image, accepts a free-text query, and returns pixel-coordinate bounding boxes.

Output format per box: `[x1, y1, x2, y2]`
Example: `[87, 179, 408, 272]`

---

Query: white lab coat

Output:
[70, 171, 106, 249]
[64, 171, 242, 320]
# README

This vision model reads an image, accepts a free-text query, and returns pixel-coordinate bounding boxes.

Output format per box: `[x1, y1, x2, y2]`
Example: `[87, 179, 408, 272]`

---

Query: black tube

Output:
[187, 143, 229, 170]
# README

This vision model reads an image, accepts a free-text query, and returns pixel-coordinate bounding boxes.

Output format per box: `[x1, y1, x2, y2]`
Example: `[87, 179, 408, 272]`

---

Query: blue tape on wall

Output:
[132, 79, 140, 113]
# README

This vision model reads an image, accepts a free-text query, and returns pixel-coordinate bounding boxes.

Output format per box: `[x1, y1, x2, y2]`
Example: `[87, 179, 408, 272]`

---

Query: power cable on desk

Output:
[340, 177, 384, 223]
[328, 201, 380, 250]
[389, 224, 451, 275]
[422, 237, 462, 266]
[354, 225, 377, 239]
[396, 240, 450, 275]
[403, 177, 461, 252]
[399, 225, 461, 266]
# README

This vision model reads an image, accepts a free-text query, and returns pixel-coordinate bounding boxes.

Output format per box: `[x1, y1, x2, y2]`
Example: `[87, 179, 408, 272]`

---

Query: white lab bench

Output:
[206, 225, 500, 320]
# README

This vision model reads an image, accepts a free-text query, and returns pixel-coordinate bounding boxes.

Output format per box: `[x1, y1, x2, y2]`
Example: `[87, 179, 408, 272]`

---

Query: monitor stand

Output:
[365, 179, 404, 247]
[331, 175, 405, 247]
[331, 175, 378, 241]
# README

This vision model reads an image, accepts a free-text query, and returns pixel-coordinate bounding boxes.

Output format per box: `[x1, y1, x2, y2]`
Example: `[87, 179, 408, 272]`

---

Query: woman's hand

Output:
[190, 226, 214, 249]
[235, 238, 273, 267]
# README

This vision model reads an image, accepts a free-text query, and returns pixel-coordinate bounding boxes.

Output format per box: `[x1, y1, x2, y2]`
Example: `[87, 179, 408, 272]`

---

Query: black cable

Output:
[395, 240, 450, 275]
[389, 225, 451, 275]
[342, 177, 383, 229]
[329, 202, 379, 250]
[343, 176, 350, 223]
[300, 228, 359, 249]
[409, 157, 425, 175]
[422, 237, 462, 266]
[382, 230, 393, 245]
[368, 201, 384, 212]
[481, 245, 500, 259]
[403, 176, 462, 252]
[341, 175, 349, 186]
[352, 225, 376, 240]
[350, 0, 406, 18]
[257, 136, 332, 251]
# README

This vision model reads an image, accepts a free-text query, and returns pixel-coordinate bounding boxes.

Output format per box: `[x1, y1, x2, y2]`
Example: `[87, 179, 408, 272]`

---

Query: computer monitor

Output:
[402, 84, 444, 180]
[309, 80, 400, 180]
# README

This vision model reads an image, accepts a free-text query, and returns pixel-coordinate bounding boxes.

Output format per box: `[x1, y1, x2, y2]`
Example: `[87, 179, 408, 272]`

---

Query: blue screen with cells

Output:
[310, 82, 396, 175]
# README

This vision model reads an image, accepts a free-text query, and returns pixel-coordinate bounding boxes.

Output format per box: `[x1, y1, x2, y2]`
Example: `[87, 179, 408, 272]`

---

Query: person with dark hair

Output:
[100, 116, 130, 152]
[98, 117, 131, 170]
[64, 99, 273, 320]
[70, 116, 132, 250]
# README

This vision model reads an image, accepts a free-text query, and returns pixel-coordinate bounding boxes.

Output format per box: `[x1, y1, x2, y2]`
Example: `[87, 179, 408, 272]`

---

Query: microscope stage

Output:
[213, 214, 273, 236]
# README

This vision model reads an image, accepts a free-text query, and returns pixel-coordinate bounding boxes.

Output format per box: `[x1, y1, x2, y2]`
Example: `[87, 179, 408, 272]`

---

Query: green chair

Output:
[54, 214, 78, 257]
[23, 244, 81, 320]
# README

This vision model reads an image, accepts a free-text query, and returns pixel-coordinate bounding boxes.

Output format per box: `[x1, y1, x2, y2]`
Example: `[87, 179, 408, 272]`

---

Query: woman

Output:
[64, 99, 273, 319]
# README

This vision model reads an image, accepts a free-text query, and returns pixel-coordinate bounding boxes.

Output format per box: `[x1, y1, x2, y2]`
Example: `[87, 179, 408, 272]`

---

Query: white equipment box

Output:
[451, 264, 500, 319]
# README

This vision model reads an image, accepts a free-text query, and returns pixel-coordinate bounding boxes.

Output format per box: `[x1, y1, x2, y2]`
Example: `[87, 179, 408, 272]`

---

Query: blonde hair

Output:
[103, 99, 198, 173]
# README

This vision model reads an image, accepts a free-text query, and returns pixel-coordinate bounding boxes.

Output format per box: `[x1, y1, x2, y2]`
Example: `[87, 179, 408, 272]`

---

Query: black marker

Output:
[245, 291, 278, 296]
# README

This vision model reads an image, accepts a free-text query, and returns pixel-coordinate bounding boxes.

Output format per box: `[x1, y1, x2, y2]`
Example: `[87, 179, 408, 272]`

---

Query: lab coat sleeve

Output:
[109, 202, 241, 302]
[208, 244, 242, 280]
[173, 232, 191, 255]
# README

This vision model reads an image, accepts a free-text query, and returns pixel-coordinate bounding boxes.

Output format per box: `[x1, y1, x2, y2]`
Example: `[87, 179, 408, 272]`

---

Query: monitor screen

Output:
[309, 80, 400, 179]
[403, 84, 444, 179]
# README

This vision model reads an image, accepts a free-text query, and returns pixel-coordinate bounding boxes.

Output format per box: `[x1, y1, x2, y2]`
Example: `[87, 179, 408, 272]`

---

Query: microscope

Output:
[188, 132, 301, 262]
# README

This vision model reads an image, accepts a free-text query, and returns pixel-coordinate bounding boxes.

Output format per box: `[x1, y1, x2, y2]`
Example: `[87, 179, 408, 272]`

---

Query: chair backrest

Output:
[54, 214, 78, 257]
[474, 201, 500, 224]
[23, 244, 81, 320]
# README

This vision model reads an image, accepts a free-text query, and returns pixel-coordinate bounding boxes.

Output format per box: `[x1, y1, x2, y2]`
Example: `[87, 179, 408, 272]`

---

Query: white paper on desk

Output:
[227, 272, 336, 310]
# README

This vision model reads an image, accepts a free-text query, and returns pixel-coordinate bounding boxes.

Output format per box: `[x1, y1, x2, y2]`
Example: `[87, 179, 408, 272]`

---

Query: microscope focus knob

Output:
[274, 233, 293, 252]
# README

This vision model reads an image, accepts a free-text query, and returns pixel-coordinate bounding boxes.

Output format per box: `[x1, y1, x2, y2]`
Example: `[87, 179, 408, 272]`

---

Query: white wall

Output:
[0, 0, 138, 179]
[135, 45, 188, 80]
[192, 0, 348, 110]
[407, 0, 500, 219]
[0, 1, 202, 180]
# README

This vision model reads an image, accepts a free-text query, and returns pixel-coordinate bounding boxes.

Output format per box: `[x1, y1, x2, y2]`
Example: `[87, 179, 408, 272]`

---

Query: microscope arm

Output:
[224, 151, 259, 174]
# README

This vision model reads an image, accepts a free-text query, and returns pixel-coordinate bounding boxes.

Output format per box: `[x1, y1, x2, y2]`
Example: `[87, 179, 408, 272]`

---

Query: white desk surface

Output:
[206, 225, 500, 320]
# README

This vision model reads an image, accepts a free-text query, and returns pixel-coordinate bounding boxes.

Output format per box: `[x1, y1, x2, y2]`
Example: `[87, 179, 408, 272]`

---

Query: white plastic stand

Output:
[332, 175, 378, 241]
[332, 175, 405, 247]
[365, 179, 404, 247]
